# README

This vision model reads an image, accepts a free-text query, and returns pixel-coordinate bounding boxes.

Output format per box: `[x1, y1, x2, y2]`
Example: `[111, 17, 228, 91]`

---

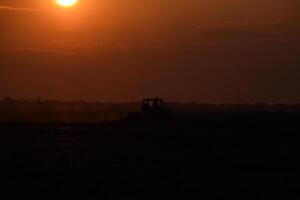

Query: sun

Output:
[56, 0, 78, 7]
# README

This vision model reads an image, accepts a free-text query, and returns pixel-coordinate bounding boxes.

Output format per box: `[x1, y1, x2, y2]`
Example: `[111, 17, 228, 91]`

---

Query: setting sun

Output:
[56, 0, 78, 7]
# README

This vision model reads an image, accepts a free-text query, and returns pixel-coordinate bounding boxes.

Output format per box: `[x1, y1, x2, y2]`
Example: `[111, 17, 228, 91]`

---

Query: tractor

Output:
[126, 97, 172, 122]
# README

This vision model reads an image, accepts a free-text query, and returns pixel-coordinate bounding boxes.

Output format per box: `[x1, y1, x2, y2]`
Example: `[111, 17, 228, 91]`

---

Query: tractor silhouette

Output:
[126, 98, 172, 122]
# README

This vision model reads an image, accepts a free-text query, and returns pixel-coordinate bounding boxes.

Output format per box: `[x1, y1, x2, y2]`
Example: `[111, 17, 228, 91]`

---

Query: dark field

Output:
[1, 112, 300, 198]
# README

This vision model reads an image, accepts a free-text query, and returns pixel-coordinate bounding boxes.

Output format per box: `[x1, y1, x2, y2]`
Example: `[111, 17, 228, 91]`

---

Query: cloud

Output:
[207, 20, 300, 32]
[52, 40, 103, 49]
[53, 40, 101, 46]
[0, 5, 41, 12]
[51, 39, 135, 53]
[0, 47, 71, 55]
[193, 20, 300, 43]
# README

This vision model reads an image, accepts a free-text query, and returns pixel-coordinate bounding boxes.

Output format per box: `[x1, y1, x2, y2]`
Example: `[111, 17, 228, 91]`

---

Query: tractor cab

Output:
[141, 98, 172, 120]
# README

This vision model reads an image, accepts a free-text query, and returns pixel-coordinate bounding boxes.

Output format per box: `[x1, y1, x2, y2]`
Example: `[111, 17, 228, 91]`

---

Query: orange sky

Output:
[0, 0, 299, 103]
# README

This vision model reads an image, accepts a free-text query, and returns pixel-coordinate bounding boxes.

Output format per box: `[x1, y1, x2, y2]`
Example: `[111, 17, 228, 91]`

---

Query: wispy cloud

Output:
[52, 39, 137, 50]
[0, 5, 41, 12]
[0, 47, 71, 55]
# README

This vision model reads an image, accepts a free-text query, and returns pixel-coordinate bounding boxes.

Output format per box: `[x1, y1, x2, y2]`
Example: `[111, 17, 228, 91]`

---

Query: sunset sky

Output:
[0, 0, 299, 103]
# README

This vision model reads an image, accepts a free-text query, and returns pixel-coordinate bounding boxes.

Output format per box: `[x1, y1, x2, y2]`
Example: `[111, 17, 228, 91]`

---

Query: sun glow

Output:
[56, 0, 78, 7]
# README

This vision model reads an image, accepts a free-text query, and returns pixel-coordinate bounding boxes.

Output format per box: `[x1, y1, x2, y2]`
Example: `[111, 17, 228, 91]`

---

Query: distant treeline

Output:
[0, 97, 300, 123]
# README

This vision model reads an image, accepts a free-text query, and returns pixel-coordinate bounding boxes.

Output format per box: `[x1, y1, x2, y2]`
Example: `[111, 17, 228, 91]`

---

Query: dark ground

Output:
[1, 112, 300, 198]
